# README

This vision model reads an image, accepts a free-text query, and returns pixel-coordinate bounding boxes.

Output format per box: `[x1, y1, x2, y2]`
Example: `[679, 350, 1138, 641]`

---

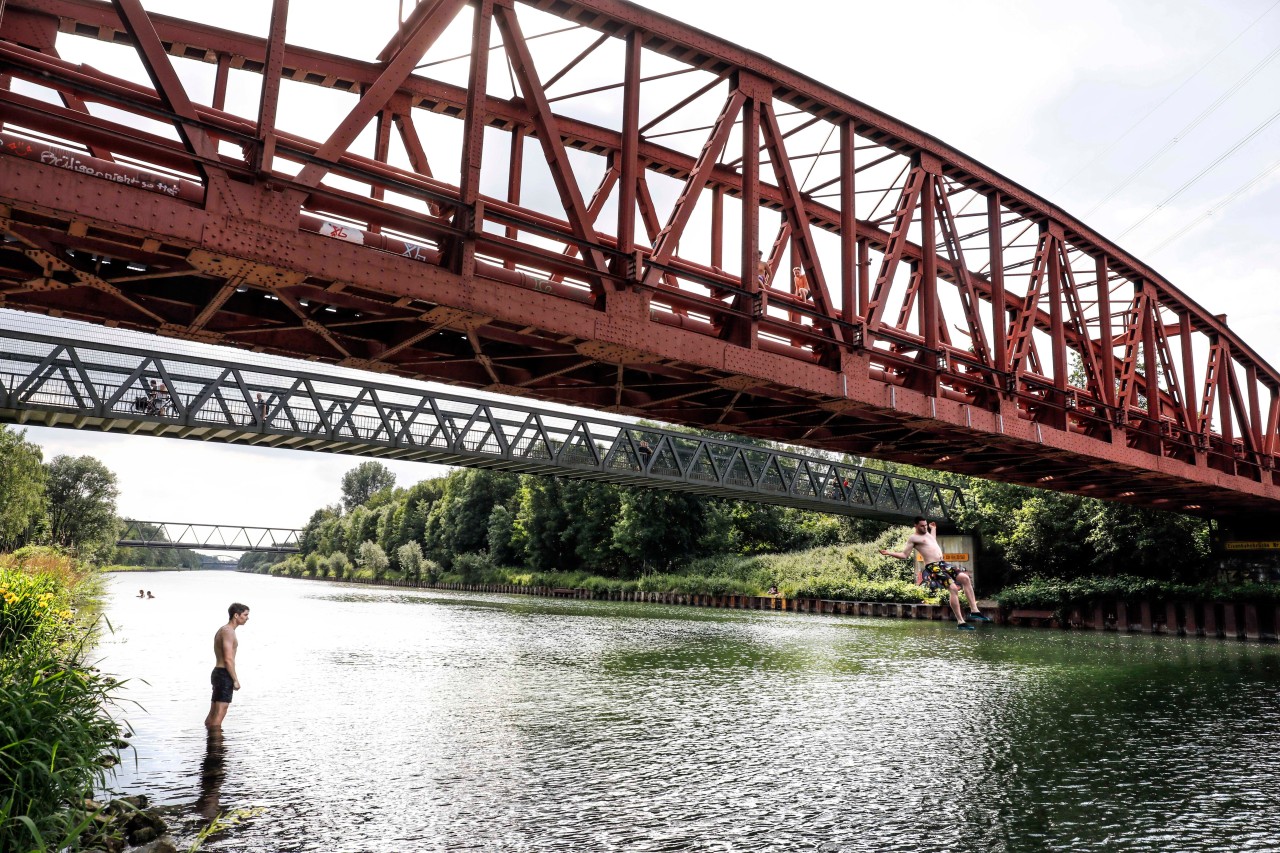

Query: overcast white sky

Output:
[8, 0, 1279, 539]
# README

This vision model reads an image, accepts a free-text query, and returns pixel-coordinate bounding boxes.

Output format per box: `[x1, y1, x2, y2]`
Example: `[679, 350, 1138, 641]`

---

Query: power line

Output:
[1084, 42, 1280, 217]
[1117, 104, 1280, 239]
[1050, 0, 1280, 196]
[1145, 156, 1280, 256]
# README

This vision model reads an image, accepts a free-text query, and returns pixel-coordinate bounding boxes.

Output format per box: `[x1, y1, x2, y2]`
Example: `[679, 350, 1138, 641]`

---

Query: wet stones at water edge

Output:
[79, 795, 177, 853]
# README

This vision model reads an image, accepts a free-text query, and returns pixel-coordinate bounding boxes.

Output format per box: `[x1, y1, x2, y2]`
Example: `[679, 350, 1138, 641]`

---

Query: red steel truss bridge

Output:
[0, 0, 1276, 521]
[0, 324, 963, 521]
[118, 519, 301, 552]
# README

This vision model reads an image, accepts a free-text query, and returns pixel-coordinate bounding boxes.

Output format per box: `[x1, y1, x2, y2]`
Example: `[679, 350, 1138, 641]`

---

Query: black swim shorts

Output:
[921, 560, 960, 592]
[210, 667, 234, 703]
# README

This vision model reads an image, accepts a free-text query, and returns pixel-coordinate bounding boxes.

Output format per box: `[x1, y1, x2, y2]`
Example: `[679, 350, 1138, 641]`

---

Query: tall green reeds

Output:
[0, 552, 126, 853]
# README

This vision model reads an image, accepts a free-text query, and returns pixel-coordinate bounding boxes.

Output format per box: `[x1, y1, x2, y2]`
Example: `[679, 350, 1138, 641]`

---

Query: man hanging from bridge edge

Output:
[880, 516, 990, 630]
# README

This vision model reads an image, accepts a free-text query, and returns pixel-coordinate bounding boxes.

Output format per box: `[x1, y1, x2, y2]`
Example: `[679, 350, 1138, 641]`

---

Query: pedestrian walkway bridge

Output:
[118, 520, 301, 552]
[0, 327, 962, 522]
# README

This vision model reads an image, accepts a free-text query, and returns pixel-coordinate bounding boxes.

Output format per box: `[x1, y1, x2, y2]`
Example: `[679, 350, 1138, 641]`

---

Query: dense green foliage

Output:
[0, 548, 126, 852]
[245, 460, 866, 583]
[0, 428, 47, 551]
[461, 532, 947, 603]
[248, 435, 1220, 599]
[995, 575, 1280, 616]
[907, 464, 1214, 590]
[44, 456, 120, 560]
[0, 428, 125, 561]
[340, 461, 397, 512]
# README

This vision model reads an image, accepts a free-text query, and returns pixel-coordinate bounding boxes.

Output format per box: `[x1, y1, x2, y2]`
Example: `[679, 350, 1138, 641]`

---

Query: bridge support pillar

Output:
[1222, 604, 1240, 640]
[1243, 605, 1260, 641]
[1185, 602, 1200, 636]
[1203, 605, 1219, 638]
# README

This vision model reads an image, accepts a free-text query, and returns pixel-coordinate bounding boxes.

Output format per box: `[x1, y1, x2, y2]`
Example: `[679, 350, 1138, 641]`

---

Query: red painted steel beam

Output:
[0, 0, 1265, 373]
[294, 0, 466, 191]
[1, 0, 1277, 516]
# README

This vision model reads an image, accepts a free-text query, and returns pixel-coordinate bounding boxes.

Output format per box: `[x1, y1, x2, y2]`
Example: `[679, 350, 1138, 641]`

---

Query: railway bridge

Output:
[0, 0, 1277, 530]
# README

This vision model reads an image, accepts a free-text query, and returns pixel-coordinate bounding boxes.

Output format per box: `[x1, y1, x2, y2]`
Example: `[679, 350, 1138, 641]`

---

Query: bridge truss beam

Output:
[0, 327, 964, 522]
[118, 520, 301, 552]
[0, 0, 1275, 518]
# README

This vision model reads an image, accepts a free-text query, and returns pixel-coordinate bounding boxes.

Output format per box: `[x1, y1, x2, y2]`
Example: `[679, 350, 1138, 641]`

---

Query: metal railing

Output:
[0, 328, 963, 522]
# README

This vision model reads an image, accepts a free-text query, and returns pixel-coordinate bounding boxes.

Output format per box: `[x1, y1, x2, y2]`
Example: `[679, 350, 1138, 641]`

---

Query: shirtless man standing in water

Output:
[880, 517, 990, 630]
[204, 603, 249, 729]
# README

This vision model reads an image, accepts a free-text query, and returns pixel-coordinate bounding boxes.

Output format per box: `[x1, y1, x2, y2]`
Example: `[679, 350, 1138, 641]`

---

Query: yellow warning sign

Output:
[915, 553, 971, 561]
[1225, 541, 1280, 551]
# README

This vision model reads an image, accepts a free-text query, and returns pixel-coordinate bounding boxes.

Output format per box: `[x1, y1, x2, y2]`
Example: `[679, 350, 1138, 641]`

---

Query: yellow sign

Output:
[1225, 541, 1280, 551]
[915, 553, 971, 562]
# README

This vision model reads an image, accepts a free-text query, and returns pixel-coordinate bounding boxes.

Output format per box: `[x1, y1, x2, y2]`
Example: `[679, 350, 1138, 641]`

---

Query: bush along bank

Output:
[0, 547, 176, 852]
[994, 575, 1280, 640]
[249, 536, 963, 607]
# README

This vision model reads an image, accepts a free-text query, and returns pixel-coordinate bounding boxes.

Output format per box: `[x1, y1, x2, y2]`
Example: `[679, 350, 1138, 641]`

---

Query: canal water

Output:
[99, 571, 1280, 852]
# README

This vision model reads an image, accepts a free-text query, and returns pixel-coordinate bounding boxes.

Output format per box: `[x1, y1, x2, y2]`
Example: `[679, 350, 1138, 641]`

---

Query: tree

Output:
[1083, 502, 1210, 582]
[300, 505, 340, 555]
[512, 477, 570, 571]
[357, 540, 389, 580]
[428, 469, 519, 558]
[344, 506, 370, 560]
[611, 488, 708, 573]
[340, 461, 396, 511]
[559, 480, 622, 571]
[326, 551, 351, 579]
[0, 426, 47, 550]
[44, 455, 120, 557]
[487, 505, 517, 566]
[396, 541, 424, 581]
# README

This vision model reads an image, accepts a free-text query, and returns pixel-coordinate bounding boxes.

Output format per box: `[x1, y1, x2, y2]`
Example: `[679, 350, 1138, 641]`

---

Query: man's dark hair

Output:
[914, 516, 928, 525]
[228, 602, 250, 619]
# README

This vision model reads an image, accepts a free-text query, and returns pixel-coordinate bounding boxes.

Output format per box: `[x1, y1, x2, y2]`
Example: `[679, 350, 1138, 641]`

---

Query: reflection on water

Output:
[196, 730, 226, 822]
[99, 572, 1280, 852]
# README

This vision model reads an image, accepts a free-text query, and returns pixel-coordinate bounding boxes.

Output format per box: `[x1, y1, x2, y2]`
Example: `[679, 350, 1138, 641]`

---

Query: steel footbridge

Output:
[0, 325, 963, 521]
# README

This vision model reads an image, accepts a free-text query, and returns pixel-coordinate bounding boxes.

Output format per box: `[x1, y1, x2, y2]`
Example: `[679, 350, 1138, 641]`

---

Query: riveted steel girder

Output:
[0, 0, 1276, 520]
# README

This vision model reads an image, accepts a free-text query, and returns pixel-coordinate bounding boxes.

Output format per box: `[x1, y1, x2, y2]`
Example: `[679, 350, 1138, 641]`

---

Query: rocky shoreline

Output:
[79, 794, 178, 853]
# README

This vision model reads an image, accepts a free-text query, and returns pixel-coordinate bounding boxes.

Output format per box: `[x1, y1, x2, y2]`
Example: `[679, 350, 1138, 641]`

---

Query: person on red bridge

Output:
[879, 516, 990, 630]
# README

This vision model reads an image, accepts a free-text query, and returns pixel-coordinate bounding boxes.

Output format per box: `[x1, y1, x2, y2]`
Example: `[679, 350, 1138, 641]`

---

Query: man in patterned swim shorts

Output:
[880, 516, 990, 631]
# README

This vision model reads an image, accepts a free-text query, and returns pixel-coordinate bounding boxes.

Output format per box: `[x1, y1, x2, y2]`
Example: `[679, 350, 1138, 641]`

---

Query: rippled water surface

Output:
[99, 571, 1280, 852]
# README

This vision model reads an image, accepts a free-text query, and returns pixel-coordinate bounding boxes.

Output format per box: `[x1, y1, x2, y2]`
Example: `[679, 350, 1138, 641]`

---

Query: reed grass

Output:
[0, 552, 127, 853]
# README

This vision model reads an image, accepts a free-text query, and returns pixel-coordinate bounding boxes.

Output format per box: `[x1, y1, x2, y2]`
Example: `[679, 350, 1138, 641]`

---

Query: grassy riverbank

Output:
[463, 542, 942, 604]
[0, 547, 129, 852]
[255, 530, 955, 605]
[105, 564, 193, 573]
